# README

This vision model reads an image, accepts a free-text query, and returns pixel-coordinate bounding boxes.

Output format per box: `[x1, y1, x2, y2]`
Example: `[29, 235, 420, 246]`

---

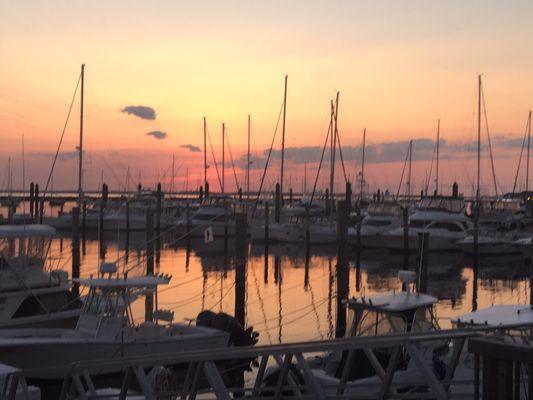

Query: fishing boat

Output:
[0, 264, 255, 381]
[0, 224, 81, 329]
[263, 271, 446, 395]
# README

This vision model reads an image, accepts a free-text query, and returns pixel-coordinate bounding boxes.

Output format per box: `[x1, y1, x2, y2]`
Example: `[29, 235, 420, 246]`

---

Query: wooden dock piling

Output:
[275, 183, 281, 223]
[234, 213, 247, 327]
[71, 206, 80, 297]
[335, 200, 349, 338]
[402, 207, 409, 268]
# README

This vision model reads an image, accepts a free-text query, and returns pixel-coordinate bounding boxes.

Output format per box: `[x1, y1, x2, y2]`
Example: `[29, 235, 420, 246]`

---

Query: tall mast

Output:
[435, 119, 440, 195]
[526, 110, 532, 194]
[476, 75, 482, 202]
[303, 162, 307, 195]
[247, 114, 251, 195]
[330, 95, 339, 220]
[360, 128, 366, 203]
[221, 122, 225, 195]
[407, 140, 412, 198]
[203, 117, 207, 190]
[280, 75, 288, 203]
[78, 64, 85, 207]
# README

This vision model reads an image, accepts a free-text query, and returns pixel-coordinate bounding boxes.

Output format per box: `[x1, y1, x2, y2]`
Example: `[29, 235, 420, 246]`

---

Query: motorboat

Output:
[0, 224, 81, 329]
[251, 214, 337, 244]
[383, 196, 471, 252]
[264, 271, 446, 395]
[348, 201, 404, 249]
[0, 264, 253, 381]
[189, 196, 237, 237]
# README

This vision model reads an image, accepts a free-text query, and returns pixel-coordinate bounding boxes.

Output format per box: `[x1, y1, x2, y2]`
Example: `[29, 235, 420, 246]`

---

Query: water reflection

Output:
[48, 232, 532, 344]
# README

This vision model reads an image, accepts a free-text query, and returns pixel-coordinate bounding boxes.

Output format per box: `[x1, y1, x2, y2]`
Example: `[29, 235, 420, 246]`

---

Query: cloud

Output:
[180, 144, 201, 153]
[146, 131, 167, 140]
[121, 105, 156, 120]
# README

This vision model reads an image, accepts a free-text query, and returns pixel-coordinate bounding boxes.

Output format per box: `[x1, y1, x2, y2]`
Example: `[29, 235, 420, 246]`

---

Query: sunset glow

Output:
[1, 1, 533, 194]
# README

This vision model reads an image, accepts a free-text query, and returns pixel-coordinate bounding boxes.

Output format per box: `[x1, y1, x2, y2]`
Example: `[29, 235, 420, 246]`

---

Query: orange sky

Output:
[1, 1, 532, 193]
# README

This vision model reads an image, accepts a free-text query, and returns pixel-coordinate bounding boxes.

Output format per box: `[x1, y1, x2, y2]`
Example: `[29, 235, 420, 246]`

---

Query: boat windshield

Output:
[418, 197, 464, 213]
[347, 308, 407, 337]
[0, 237, 51, 268]
[367, 202, 401, 216]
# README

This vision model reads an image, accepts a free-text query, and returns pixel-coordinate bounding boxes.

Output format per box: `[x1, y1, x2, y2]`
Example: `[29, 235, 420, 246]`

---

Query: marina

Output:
[3, 1, 533, 398]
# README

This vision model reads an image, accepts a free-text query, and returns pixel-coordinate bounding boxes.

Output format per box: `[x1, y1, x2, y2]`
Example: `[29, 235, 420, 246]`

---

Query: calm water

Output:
[47, 229, 531, 345]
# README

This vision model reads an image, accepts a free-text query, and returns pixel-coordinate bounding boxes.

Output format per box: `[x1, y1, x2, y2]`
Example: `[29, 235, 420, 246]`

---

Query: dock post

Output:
[355, 201, 362, 289]
[305, 207, 310, 253]
[530, 237, 533, 305]
[82, 201, 87, 255]
[34, 183, 39, 222]
[185, 203, 191, 239]
[238, 187, 243, 201]
[264, 202, 269, 244]
[71, 206, 80, 297]
[402, 207, 409, 268]
[274, 183, 281, 223]
[205, 181, 209, 198]
[234, 213, 247, 327]
[345, 181, 352, 216]
[145, 208, 154, 322]
[99, 183, 107, 260]
[29, 182, 34, 219]
[199, 186, 204, 203]
[39, 198, 44, 224]
[416, 232, 429, 293]
[336, 200, 349, 338]
[325, 188, 330, 217]
[156, 183, 162, 264]
[289, 188, 293, 206]
[224, 202, 229, 258]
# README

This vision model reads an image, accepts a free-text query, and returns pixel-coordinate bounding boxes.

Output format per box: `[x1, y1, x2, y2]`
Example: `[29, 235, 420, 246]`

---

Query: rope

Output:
[42, 72, 82, 197]
[206, 123, 223, 192]
[224, 129, 241, 191]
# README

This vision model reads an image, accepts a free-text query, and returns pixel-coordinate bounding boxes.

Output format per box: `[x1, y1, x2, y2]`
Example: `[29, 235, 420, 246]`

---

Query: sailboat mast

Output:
[78, 64, 85, 207]
[247, 114, 251, 195]
[360, 128, 366, 203]
[526, 110, 532, 194]
[330, 92, 339, 218]
[203, 117, 207, 190]
[221, 122, 225, 195]
[280, 75, 288, 203]
[476, 76, 481, 202]
[407, 140, 412, 198]
[435, 119, 440, 195]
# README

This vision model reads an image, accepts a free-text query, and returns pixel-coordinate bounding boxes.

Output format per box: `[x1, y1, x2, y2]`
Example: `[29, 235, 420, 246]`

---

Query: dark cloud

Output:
[121, 105, 156, 120]
[180, 144, 201, 153]
[28, 150, 86, 161]
[146, 131, 167, 140]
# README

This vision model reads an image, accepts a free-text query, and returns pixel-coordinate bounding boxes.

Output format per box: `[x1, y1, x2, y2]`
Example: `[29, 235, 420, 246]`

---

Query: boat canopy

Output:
[454, 305, 533, 328]
[74, 275, 170, 288]
[418, 196, 464, 213]
[347, 292, 438, 313]
[0, 224, 56, 239]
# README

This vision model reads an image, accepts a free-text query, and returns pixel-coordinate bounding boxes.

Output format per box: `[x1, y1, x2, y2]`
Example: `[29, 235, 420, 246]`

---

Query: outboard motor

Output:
[196, 310, 259, 347]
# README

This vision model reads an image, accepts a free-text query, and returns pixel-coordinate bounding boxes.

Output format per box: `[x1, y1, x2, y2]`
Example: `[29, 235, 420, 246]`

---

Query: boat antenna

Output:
[435, 119, 440, 195]
[360, 128, 366, 204]
[203, 116, 208, 192]
[527, 110, 532, 194]
[246, 114, 251, 196]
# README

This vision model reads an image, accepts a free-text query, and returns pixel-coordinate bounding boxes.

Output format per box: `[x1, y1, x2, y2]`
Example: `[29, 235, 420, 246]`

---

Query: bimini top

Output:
[454, 305, 533, 328]
[0, 224, 56, 239]
[347, 291, 438, 313]
[73, 274, 171, 289]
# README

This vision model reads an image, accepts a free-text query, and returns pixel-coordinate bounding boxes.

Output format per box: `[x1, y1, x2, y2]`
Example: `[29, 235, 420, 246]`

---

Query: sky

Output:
[1, 0, 533, 195]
